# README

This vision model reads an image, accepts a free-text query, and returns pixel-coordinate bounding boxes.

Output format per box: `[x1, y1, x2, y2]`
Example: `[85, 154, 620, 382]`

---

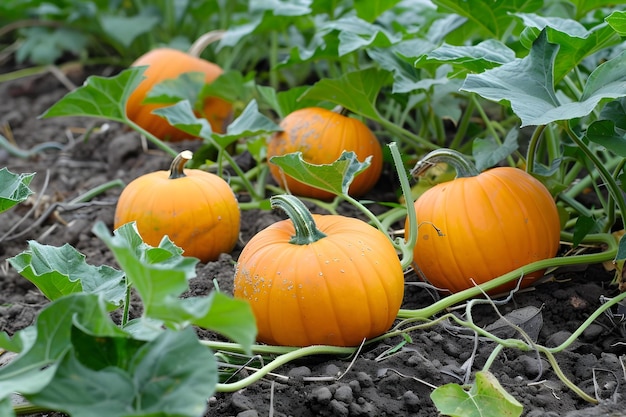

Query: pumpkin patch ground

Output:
[2, 70, 626, 417]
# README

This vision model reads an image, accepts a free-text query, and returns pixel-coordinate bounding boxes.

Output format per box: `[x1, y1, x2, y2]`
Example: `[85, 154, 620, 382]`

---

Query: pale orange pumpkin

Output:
[267, 107, 383, 200]
[114, 151, 240, 262]
[406, 149, 561, 294]
[127, 46, 232, 141]
[234, 194, 404, 347]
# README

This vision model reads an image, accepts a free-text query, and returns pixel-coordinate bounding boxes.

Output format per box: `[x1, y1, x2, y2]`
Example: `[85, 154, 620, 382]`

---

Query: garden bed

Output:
[1, 67, 625, 417]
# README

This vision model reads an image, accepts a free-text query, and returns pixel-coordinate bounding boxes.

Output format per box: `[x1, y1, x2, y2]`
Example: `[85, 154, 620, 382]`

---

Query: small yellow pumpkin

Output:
[114, 151, 240, 262]
[234, 194, 404, 347]
[267, 107, 383, 200]
[406, 149, 561, 294]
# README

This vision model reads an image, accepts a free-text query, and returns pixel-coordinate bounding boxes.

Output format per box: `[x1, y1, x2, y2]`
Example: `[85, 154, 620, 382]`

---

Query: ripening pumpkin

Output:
[127, 46, 232, 141]
[114, 150, 240, 262]
[234, 194, 404, 347]
[405, 149, 561, 294]
[267, 107, 383, 200]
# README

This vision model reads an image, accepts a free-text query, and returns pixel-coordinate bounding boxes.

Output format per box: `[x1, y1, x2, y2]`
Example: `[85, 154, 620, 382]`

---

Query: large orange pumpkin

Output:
[267, 107, 383, 200]
[406, 149, 561, 294]
[127, 47, 232, 141]
[114, 150, 240, 262]
[234, 194, 404, 347]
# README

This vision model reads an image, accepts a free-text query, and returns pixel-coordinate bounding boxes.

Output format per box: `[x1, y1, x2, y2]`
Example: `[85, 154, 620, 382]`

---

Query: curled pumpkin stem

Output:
[188, 30, 225, 58]
[168, 150, 194, 179]
[411, 148, 480, 178]
[270, 194, 327, 245]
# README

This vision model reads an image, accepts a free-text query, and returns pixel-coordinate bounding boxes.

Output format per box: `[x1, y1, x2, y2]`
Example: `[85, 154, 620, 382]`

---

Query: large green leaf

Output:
[40, 67, 146, 122]
[472, 128, 519, 171]
[415, 39, 516, 74]
[0, 167, 34, 213]
[0, 294, 125, 400]
[93, 222, 256, 352]
[28, 327, 216, 417]
[299, 67, 391, 121]
[461, 29, 626, 127]
[354, 0, 401, 22]
[322, 16, 401, 56]
[98, 14, 160, 48]
[367, 42, 435, 93]
[153, 99, 280, 148]
[431, 370, 523, 417]
[270, 151, 371, 196]
[431, 0, 542, 39]
[585, 120, 626, 157]
[143, 71, 206, 107]
[256, 85, 320, 118]
[606, 10, 626, 36]
[570, 0, 623, 20]
[515, 13, 621, 82]
[8, 241, 125, 306]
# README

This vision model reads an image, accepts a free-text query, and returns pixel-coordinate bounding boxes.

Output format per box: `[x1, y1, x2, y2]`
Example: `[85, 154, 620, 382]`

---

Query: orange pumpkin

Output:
[406, 149, 561, 294]
[267, 107, 383, 200]
[127, 47, 232, 141]
[234, 194, 404, 347]
[114, 150, 240, 262]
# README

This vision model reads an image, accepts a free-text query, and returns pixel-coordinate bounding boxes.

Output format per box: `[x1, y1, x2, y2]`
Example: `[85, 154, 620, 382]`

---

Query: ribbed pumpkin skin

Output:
[267, 107, 383, 200]
[127, 48, 232, 141]
[234, 215, 404, 347]
[409, 167, 560, 294]
[114, 170, 240, 262]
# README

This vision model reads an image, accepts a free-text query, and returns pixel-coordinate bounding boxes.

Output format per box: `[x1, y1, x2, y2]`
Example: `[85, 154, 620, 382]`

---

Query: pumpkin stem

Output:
[270, 194, 327, 245]
[411, 148, 480, 179]
[331, 105, 350, 116]
[169, 150, 194, 179]
[188, 30, 225, 57]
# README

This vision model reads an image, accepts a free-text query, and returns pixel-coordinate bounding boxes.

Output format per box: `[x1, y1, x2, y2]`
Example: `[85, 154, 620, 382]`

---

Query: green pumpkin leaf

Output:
[322, 16, 401, 56]
[256, 85, 320, 118]
[153, 99, 280, 148]
[571, 0, 623, 20]
[223, 99, 282, 139]
[472, 128, 519, 171]
[299, 67, 391, 121]
[40, 66, 146, 122]
[585, 120, 626, 157]
[366, 42, 435, 93]
[431, 0, 542, 39]
[514, 13, 621, 82]
[431, 370, 523, 417]
[270, 151, 371, 196]
[0, 167, 34, 213]
[606, 10, 626, 36]
[461, 30, 626, 127]
[28, 327, 216, 417]
[416, 39, 516, 74]
[599, 98, 626, 131]
[201, 70, 256, 106]
[8, 241, 125, 306]
[152, 100, 213, 138]
[143, 71, 206, 107]
[354, 0, 401, 22]
[0, 294, 124, 400]
[98, 14, 160, 48]
[93, 222, 256, 353]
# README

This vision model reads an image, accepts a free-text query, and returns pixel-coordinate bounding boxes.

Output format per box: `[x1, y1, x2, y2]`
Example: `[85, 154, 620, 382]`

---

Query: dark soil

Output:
[1, 67, 626, 417]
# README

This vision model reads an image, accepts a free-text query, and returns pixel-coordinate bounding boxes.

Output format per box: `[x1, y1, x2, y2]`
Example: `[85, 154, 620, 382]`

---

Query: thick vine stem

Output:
[397, 232, 617, 319]
[411, 148, 480, 178]
[270, 194, 327, 244]
[187, 30, 225, 58]
[168, 150, 193, 179]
